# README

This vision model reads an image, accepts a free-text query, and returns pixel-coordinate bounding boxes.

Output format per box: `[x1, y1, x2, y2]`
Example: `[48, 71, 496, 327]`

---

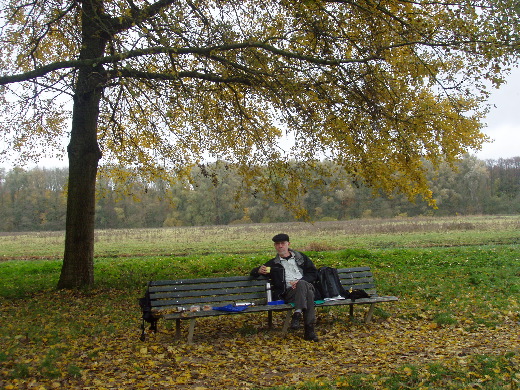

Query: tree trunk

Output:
[57, 0, 107, 289]
[57, 85, 102, 288]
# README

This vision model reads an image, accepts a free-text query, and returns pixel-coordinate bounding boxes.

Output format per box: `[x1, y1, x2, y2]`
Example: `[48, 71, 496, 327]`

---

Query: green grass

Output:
[1, 244, 518, 329]
[0, 216, 519, 389]
[266, 353, 520, 390]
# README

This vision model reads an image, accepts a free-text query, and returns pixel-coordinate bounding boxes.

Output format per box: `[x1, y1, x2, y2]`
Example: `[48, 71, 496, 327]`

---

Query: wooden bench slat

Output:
[336, 267, 371, 273]
[337, 272, 374, 280]
[341, 279, 376, 286]
[342, 283, 377, 291]
[152, 292, 267, 307]
[150, 275, 257, 285]
[150, 285, 265, 300]
[337, 269, 372, 275]
[149, 280, 266, 293]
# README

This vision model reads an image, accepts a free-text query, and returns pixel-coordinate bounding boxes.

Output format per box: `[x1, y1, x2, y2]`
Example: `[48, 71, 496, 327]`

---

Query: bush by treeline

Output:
[0, 155, 519, 232]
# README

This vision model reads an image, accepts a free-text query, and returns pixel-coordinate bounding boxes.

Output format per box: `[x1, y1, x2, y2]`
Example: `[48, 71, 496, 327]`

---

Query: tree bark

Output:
[57, 0, 107, 289]
[57, 80, 102, 289]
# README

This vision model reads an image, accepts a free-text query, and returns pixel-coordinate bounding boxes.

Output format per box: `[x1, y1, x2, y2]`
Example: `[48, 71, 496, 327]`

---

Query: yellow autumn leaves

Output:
[4, 294, 518, 389]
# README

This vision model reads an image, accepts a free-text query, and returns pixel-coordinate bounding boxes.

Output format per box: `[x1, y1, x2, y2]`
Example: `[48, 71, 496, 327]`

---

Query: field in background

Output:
[1, 215, 519, 260]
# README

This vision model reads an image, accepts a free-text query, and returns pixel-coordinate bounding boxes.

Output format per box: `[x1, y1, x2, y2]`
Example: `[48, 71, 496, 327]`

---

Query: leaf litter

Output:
[1, 290, 518, 389]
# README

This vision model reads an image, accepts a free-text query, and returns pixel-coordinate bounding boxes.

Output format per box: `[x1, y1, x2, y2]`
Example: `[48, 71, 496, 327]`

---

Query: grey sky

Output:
[476, 66, 520, 160]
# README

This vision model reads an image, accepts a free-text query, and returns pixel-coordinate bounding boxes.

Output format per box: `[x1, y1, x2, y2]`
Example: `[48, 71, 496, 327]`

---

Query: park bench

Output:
[140, 266, 398, 343]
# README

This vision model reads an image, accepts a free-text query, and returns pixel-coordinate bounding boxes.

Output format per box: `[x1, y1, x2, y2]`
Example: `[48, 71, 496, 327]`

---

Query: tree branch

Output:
[0, 41, 378, 85]
[108, 0, 179, 34]
[3, 37, 505, 86]
[110, 68, 254, 85]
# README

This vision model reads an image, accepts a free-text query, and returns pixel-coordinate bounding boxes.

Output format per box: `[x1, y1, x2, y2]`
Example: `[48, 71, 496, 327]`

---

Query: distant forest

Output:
[1, 155, 519, 232]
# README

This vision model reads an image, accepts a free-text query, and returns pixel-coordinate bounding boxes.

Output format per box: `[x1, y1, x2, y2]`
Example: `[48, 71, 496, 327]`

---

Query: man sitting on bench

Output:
[251, 233, 319, 342]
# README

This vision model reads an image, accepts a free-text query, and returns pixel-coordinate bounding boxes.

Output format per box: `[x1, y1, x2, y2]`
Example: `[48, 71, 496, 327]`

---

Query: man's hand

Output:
[259, 265, 268, 275]
[290, 280, 299, 289]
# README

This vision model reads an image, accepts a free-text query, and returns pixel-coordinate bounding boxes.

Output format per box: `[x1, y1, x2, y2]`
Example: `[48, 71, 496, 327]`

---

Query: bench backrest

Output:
[148, 275, 268, 312]
[147, 266, 378, 313]
[337, 266, 378, 296]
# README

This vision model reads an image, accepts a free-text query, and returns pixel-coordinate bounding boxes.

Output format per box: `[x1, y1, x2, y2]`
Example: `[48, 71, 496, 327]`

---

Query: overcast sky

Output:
[1, 66, 519, 169]
[475, 66, 520, 160]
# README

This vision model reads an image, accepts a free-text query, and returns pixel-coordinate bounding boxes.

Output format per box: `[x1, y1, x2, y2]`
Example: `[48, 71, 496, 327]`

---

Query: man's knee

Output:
[297, 280, 315, 296]
[296, 279, 310, 289]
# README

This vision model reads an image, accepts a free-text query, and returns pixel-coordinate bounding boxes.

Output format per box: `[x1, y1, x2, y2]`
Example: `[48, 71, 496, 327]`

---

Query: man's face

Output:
[274, 241, 290, 257]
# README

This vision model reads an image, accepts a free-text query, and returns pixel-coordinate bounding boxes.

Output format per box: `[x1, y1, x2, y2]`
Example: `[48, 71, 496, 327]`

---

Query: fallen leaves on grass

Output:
[0, 291, 519, 389]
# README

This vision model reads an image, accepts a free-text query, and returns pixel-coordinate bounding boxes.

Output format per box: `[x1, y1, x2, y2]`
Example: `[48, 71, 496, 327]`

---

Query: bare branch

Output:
[111, 68, 254, 85]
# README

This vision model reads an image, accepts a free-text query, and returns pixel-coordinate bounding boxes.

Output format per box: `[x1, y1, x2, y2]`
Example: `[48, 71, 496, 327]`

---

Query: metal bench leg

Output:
[176, 319, 181, 339]
[268, 311, 273, 328]
[364, 303, 376, 323]
[187, 318, 196, 344]
[349, 304, 354, 319]
[281, 311, 292, 335]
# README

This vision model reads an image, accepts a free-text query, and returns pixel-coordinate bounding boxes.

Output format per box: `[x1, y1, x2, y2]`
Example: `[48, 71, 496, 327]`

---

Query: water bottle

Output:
[266, 282, 272, 303]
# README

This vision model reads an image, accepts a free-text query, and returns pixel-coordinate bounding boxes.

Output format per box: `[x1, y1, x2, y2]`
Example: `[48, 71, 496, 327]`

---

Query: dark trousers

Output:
[283, 280, 316, 326]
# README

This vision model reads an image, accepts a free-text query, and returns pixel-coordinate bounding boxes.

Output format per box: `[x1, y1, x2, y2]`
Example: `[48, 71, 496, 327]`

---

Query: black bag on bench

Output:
[315, 267, 370, 301]
[315, 267, 348, 299]
[347, 288, 370, 300]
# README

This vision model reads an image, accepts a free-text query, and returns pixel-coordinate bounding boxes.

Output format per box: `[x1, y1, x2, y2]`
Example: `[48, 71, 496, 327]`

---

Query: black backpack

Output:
[314, 267, 370, 301]
[139, 283, 158, 341]
[315, 267, 348, 299]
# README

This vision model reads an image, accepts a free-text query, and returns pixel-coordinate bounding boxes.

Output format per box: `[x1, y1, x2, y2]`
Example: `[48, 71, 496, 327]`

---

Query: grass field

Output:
[0, 215, 519, 389]
[1, 215, 519, 260]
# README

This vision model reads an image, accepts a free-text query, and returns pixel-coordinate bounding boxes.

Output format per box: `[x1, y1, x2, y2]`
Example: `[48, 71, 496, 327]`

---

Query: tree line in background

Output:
[1, 155, 519, 232]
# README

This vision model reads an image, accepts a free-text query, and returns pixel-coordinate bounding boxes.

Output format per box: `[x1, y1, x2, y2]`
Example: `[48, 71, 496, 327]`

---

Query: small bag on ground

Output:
[139, 283, 158, 341]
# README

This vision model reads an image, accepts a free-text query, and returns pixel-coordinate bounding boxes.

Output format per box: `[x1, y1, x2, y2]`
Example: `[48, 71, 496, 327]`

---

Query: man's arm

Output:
[250, 263, 271, 277]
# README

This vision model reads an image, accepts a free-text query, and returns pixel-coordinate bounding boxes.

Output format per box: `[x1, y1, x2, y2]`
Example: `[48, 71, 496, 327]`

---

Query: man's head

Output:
[272, 233, 290, 257]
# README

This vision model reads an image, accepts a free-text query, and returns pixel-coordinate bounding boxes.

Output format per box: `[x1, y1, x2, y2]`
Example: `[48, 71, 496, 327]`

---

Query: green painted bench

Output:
[140, 266, 398, 343]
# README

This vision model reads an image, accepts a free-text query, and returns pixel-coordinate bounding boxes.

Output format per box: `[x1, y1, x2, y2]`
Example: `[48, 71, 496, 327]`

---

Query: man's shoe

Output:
[304, 326, 319, 342]
[290, 311, 302, 330]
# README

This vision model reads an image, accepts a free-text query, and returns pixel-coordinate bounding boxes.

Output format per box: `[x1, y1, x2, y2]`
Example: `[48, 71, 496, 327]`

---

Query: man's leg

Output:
[284, 280, 316, 328]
